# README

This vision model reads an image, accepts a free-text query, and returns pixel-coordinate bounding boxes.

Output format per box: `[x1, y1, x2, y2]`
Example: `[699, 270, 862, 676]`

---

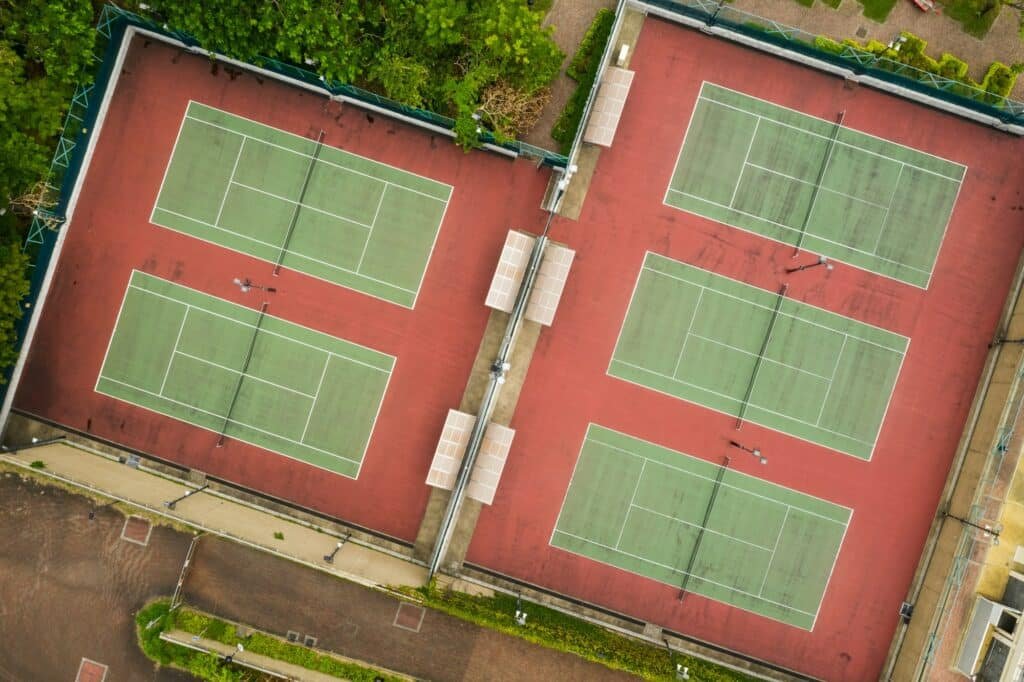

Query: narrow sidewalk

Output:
[1, 441, 426, 589]
[161, 629, 412, 681]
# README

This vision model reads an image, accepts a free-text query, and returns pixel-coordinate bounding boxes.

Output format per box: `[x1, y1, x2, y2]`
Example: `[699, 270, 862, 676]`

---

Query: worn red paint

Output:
[14, 37, 553, 543]
[466, 18, 1024, 680]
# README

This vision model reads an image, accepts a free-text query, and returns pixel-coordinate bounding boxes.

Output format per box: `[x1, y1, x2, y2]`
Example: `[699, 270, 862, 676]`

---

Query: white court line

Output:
[700, 81, 968, 176]
[613, 357, 873, 447]
[186, 100, 455, 199]
[357, 184, 388, 272]
[159, 306, 190, 395]
[149, 105, 191, 228]
[615, 460, 646, 550]
[688, 331, 833, 382]
[815, 335, 848, 426]
[186, 114, 449, 203]
[643, 265, 897, 353]
[757, 507, 790, 597]
[588, 432, 850, 524]
[672, 289, 703, 378]
[743, 162, 891, 211]
[173, 350, 318, 399]
[97, 376, 359, 464]
[631, 503, 775, 552]
[811, 509, 854, 631]
[300, 354, 331, 443]
[130, 284, 390, 375]
[667, 188, 933, 277]
[128, 271, 395, 365]
[700, 93, 964, 182]
[153, 207, 417, 295]
[728, 118, 759, 208]
[551, 529, 818, 618]
[230, 180, 373, 230]
[214, 138, 245, 227]
[871, 163, 904, 254]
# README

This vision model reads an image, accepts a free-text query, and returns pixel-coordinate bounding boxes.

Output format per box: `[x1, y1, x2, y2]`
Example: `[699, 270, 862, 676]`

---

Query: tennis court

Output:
[666, 82, 965, 288]
[609, 253, 907, 459]
[151, 101, 453, 307]
[95, 270, 393, 477]
[551, 424, 851, 629]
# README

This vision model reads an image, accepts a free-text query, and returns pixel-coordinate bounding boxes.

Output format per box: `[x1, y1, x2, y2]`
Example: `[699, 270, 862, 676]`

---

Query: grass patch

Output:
[552, 8, 616, 154]
[400, 582, 754, 681]
[857, 0, 898, 21]
[137, 599, 402, 681]
[938, 0, 1002, 38]
[135, 600, 257, 680]
[29, 460, 45, 469]
[273, 531, 284, 540]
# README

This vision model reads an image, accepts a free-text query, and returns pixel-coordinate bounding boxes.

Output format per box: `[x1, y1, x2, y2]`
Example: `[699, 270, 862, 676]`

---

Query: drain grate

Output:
[286, 630, 299, 643]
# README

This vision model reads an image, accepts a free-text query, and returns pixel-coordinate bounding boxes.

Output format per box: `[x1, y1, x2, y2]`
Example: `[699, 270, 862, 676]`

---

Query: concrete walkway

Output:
[1, 442, 426, 590]
[162, 629, 413, 681]
[162, 630, 347, 681]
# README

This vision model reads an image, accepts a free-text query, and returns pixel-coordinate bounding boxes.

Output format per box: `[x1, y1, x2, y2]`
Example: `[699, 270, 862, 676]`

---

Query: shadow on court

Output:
[183, 536, 637, 681]
[0, 471, 192, 681]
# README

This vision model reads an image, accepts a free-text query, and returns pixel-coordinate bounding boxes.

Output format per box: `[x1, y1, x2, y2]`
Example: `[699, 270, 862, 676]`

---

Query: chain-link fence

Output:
[642, 0, 1024, 126]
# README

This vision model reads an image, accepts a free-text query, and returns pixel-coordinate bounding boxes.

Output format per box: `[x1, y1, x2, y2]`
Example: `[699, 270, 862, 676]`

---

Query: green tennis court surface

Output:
[96, 271, 394, 477]
[552, 425, 851, 629]
[151, 101, 453, 307]
[609, 253, 907, 459]
[666, 83, 965, 288]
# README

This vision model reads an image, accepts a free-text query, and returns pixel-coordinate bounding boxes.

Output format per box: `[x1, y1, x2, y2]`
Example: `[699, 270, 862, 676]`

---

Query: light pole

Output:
[323, 541, 343, 563]
[944, 511, 1002, 544]
[729, 440, 767, 464]
[163, 484, 209, 510]
[233, 277, 276, 293]
[785, 255, 833, 275]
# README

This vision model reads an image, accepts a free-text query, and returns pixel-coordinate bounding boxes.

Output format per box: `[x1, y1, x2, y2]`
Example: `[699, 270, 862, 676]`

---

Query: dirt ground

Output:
[0, 470, 637, 681]
[0, 472, 192, 682]
[183, 536, 637, 682]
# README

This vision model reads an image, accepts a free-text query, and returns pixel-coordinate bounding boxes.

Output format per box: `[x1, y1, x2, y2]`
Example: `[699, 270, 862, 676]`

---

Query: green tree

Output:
[0, 235, 31, 381]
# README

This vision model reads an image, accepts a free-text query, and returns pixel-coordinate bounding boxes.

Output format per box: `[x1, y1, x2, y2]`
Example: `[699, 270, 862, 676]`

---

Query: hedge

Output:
[813, 31, 1022, 103]
[402, 582, 755, 681]
[552, 8, 616, 153]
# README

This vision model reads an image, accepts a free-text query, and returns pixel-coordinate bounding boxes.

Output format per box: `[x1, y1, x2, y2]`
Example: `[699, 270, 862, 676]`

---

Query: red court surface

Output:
[466, 18, 1024, 680]
[13, 37, 553, 543]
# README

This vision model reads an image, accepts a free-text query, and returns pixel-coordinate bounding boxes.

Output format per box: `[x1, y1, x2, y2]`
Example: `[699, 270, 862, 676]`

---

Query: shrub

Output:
[567, 9, 615, 81]
[406, 583, 755, 681]
[552, 8, 616, 153]
[29, 460, 45, 469]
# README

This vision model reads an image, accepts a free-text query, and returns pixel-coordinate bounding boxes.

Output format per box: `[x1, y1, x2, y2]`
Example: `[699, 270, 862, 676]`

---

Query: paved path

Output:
[523, 0, 616, 150]
[2, 443, 426, 589]
[162, 629, 412, 681]
[731, 0, 1024, 98]
[0, 444, 639, 681]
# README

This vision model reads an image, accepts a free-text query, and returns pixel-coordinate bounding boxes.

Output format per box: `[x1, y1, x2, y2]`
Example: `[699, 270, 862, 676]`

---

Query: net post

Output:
[735, 284, 788, 430]
[678, 455, 731, 602]
[216, 301, 269, 447]
[273, 129, 326, 276]
[792, 110, 845, 258]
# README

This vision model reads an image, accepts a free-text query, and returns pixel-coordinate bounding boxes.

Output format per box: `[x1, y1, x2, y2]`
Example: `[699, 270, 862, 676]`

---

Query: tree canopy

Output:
[146, 0, 564, 144]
